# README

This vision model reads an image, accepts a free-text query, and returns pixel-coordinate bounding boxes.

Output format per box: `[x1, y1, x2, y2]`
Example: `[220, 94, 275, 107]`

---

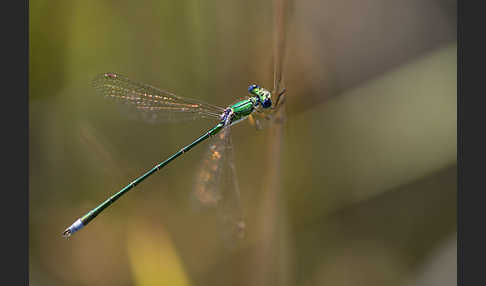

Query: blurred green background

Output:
[29, 0, 456, 285]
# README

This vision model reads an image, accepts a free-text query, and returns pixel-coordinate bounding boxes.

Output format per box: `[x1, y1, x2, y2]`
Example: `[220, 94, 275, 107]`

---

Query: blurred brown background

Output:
[29, 0, 456, 285]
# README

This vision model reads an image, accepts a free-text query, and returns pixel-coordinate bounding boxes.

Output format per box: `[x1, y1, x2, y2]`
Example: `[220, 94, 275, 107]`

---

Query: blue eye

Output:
[262, 98, 272, 108]
[248, 84, 259, 93]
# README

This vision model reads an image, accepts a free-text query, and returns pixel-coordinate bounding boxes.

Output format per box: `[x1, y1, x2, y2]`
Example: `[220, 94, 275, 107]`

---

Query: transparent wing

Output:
[92, 73, 225, 123]
[193, 127, 245, 244]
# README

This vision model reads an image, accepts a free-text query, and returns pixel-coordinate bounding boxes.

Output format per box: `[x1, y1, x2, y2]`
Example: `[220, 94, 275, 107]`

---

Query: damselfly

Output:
[63, 72, 286, 238]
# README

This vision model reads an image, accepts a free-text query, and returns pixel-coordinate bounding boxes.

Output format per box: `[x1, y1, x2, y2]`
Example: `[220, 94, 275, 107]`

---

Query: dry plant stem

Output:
[257, 102, 288, 285]
[252, 0, 290, 285]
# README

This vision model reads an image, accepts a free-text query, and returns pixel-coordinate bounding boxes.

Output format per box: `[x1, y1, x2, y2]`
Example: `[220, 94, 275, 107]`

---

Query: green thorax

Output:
[229, 97, 257, 123]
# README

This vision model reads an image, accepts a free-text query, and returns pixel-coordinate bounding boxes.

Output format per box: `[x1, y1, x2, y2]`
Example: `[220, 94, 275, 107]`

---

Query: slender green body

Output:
[63, 122, 224, 237]
[63, 99, 257, 237]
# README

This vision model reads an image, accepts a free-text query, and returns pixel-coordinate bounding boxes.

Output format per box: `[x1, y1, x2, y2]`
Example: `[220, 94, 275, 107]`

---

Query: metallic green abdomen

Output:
[230, 99, 254, 123]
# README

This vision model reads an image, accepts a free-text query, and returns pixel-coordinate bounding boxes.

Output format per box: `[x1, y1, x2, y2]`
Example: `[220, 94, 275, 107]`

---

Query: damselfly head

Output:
[248, 84, 272, 109]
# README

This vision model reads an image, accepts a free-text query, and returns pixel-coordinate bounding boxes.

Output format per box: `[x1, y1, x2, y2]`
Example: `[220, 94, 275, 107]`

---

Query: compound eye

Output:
[262, 98, 272, 108]
[248, 84, 259, 93]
